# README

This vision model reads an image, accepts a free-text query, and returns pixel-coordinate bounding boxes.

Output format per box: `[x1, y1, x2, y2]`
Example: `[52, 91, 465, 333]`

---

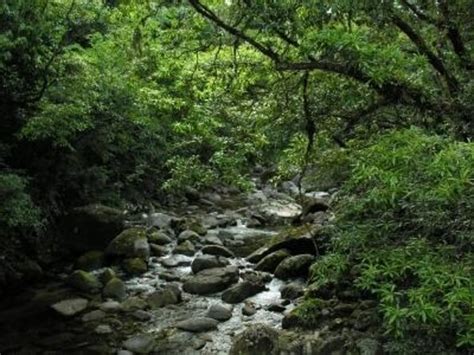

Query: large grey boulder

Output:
[274, 254, 315, 280]
[183, 266, 239, 295]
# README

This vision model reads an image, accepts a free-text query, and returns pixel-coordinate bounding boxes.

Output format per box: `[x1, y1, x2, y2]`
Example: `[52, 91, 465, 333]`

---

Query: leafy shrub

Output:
[309, 128, 474, 349]
[0, 173, 41, 232]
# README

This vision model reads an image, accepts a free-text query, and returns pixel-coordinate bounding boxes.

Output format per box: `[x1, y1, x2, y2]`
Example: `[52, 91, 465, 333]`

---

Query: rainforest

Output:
[0, 1, 472, 354]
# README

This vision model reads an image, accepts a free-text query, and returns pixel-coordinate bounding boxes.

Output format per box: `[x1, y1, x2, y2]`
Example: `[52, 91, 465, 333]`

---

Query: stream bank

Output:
[0, 179, 383, 354]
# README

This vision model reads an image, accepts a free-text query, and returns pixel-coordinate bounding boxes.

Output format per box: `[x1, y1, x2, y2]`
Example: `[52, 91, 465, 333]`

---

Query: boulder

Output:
[280, 282, 305, 300]
[123, 258, 148, 275]
[201, 245, 235, 258]
[67, 270, 102, 293]
[173, 240, 196, 256]
[61, 204, 125, 253]
[183, 266, 239, 295]
[51, 298, 88, 316]
[229, 324, 279, 355]
[247, 225, 319, 263]
[207, 303, 233, 321]
[221, 281, 266, 304]
[106, 228, 150, 260]
[191, 255, 229, 274]
[254, 249, 290, 273]
[147, 287, 181, 308]
[242, 302, 257, 316]
[103, 277, 127, 301]
[274, 254, 315, 280]
[150, 243, 167, 257]
[82, 309, 106, 322]
[146, 212, 174, 229]
[148, 231, 173, 245]
[121, 296, 148, 311]
[100, 268, 116, 284]
[123, 335, 155, 354]
[177, 230, 200, 244]
[175, 317, 219, 332]
[75, 250, 105, 271]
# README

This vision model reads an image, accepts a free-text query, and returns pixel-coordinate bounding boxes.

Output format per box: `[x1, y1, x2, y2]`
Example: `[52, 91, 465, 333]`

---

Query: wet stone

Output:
[175, 317, 219, 332]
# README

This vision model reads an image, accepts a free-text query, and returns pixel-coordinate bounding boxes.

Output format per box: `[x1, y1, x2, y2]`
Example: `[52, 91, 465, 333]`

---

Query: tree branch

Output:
[391, 13, 459, 94]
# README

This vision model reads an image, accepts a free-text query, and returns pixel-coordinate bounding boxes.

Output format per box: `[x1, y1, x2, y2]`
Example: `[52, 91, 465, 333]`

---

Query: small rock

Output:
[175, 317, 219, 332]
[202, 235, 223, 246]
[177, 230, 200, 243]
[222, 281, 266, 304]
[123, 257, 148, 275]
[95, 324, 112, 334]
[280, 282, 304, 300]
[148, 231, 173, 245]
[103, 277, 127, 301]
[133, 310, 152, 321]
[51, 298, 88, 316]
[242, 302, 257, 316]
[99, 300, 121, 312]
[100, 268, 117, 284]
[173, 240, 196, 256]
[160, 255, 191, 268]
[121, 296, 148, 311]
[150, 243, 167, 257]
[191, 255, 229, 274]
[201, 245, 235, 258]
[123, 334, 155, 354]
[82, 309, 106, 322]
[183, 266, 239, 295]
[147, 287, 181, 308]
[207, 303, 233, 321]
[267, 303, 285, 313]
[117, 350, 134, 355]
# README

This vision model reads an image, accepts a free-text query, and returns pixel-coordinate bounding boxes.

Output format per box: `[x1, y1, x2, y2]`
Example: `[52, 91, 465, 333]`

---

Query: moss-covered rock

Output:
[75, 250, 105, 271]
[106, 228, 149, 260]
[230, 324, 280, 355]
[173, 240, 195, 256]
[100, 267, 116, 284]
[123, 258, 148, 275]
[274, 254, 315, 280]
[255, 249, 290, 273]
[102, 277, 126, 301]
[67, 270, 102, 293]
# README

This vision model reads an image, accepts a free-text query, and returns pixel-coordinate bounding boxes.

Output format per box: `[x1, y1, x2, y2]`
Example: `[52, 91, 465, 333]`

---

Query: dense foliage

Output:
[309, 129, 473, 350]
[0, 0, 472, 352]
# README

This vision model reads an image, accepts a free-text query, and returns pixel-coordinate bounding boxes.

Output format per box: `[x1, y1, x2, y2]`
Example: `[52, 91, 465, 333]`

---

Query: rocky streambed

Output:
[0, 182, 383, 354]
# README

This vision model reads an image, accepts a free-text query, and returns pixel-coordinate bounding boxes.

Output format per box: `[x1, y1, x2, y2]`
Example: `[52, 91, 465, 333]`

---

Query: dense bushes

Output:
[309, 128, 473, 350]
